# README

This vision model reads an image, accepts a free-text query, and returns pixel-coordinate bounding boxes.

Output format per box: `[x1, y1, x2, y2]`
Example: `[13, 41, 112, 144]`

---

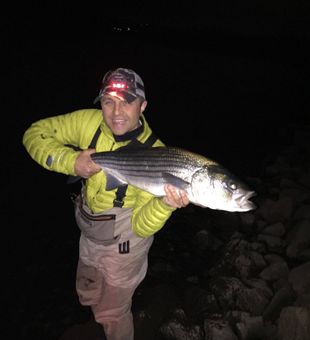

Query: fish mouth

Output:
[234, 191, 257, 211]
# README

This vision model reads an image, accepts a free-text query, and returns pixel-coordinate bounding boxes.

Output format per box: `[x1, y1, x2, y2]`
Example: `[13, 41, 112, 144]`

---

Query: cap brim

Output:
[93, 95, 100, 104]
[93, 90, 137, 104]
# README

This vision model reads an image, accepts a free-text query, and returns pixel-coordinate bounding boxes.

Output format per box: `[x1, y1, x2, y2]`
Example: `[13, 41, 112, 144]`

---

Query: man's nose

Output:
[113, 101, 122, 115]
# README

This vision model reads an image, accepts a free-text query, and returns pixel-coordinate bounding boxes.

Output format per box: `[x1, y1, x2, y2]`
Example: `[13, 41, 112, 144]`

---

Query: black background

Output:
[5, 2, 310, 338]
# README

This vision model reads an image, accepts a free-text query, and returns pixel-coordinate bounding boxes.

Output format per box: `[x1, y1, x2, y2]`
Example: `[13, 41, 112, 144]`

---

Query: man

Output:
[22, 68, 189, 340]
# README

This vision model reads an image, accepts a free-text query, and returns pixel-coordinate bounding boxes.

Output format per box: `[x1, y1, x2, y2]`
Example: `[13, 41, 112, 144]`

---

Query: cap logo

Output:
[111, 82, 128, 89]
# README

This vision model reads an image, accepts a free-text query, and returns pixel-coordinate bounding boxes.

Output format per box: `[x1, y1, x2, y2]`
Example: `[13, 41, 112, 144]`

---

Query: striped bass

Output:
[91, 146, 256, 212]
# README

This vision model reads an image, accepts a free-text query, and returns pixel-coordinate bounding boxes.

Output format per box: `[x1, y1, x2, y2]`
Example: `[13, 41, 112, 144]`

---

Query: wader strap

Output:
[66, 125, 102, 184]
[113, 185, 128, 208]
[112, 132, 158, 207]
[144, 132, 158, 147]
[89, 125, 102, 148]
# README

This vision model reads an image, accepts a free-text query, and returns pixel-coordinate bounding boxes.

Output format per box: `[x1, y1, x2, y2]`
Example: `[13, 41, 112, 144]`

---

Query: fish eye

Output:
[224, 180, 237, 192]
[230, 182, 237, 190]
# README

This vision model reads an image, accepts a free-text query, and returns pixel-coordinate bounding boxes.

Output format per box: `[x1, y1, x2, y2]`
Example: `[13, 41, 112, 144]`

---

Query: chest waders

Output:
[68, 124, 158, 259]
[71, 125, 158, 340]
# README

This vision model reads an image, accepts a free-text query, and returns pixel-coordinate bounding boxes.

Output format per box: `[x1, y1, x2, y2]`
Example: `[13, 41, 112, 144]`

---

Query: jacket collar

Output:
[100, 113, 152, 147]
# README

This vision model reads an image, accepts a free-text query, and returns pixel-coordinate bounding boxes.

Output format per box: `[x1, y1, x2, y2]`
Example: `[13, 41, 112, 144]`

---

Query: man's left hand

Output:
[161, 184, 190, 208]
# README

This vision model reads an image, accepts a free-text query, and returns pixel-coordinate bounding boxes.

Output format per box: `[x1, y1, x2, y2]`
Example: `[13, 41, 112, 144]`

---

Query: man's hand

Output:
[161, 184, 190, 208]
[74, 148, 102, 179]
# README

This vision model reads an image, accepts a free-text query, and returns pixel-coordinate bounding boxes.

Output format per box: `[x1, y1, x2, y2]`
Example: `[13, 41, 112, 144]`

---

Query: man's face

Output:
[101, 94, 147, 135]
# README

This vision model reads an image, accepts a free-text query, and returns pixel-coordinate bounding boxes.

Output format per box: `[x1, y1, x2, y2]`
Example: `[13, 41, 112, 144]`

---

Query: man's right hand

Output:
[74, 148, 102, 179]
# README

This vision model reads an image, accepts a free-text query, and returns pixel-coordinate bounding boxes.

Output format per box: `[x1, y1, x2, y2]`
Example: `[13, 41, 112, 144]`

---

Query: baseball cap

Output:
[94, 68, 146, 104]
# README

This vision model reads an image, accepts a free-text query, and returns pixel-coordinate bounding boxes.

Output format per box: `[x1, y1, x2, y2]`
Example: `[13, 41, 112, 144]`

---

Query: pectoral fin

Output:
[105, 173, 127, 191]
[162, 173, 190, 190]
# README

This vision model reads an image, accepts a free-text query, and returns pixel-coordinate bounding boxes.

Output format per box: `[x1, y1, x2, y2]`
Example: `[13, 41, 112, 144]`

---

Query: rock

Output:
[262, 282, 297, 321]
[286, 219, 310, 260]
[209, 277, 245, 311]
[192, 229, 223, 255]
[259, 261, 289, 282]
[257, 234, 286, 253]
[204, 319, 238, 340]
[235, 315, 265, 340]
[250, 241, 267, 253]
[234, 254, 252, 280]
[262, 222, 286, 237]
[235, 287, 269, 315]
[239, 212, 256, 228]
[293, 204, 310, 220]
[158, 308, 204, 340]
[249, 250, 267, 269]
[245, 278, 274, 299]
[288, 261, 310, 297]
[278, 306, 310, 340]
[257, 197, 294, 223]
[264, 253, 286, 264]
[184, 285, 221, 318]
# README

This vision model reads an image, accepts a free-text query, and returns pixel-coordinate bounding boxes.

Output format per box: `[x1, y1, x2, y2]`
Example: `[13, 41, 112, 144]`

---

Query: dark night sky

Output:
[5, 3, 310, 220]
[5, 2, 310, 192]
[9, 7, 309, 160]
[3, 5, 309, 219]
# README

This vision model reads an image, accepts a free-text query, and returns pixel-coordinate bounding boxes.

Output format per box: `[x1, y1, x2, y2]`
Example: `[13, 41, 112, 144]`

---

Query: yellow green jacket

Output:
[22, 109, 175, 237]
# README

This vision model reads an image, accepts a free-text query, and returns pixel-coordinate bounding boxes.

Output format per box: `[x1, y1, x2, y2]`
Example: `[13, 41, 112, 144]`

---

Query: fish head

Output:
[190, 165, 256, 212]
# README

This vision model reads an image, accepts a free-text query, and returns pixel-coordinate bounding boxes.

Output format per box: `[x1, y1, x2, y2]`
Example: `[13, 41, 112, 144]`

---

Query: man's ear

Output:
[141, 100, 148, 113]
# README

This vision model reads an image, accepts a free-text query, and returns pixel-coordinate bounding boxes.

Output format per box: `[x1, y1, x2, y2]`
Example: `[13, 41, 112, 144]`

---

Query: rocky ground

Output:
[4, 123, 310, 340]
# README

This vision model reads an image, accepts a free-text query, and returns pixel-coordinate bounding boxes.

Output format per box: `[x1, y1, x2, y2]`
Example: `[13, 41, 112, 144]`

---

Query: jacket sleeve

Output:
[131, 189, 176, 237]
[22, 110, 101, 175]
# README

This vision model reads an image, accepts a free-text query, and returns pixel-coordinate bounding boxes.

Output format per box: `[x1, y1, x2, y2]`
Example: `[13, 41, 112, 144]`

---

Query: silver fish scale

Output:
[92, 147, 207, 180]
